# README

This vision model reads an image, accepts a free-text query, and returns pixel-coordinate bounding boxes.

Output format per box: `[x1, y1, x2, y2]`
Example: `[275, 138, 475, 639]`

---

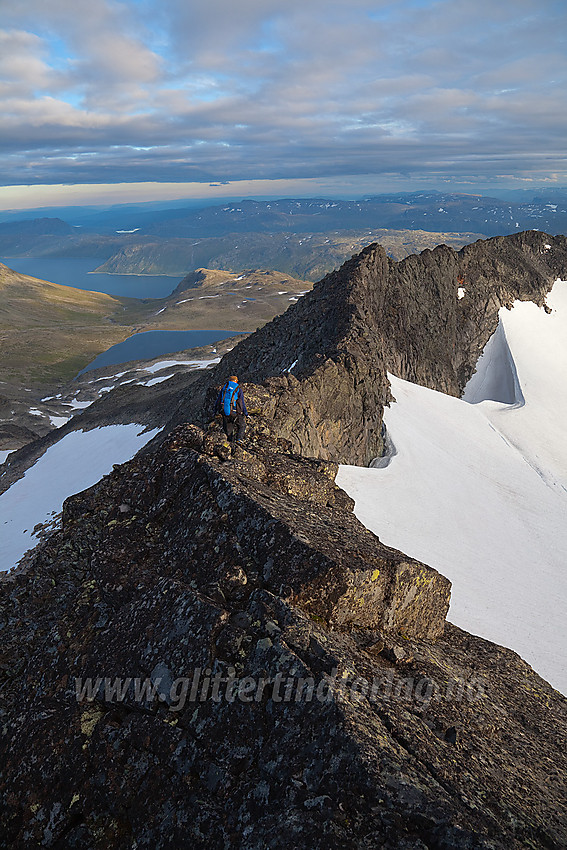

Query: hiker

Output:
[215, 375, 247, 443]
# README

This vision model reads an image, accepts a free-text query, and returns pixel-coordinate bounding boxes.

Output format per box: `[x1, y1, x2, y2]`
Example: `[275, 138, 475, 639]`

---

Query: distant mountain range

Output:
[139, 192, 567, 238]
[1, 190, 566, 279]
[92, 229, 483, 279]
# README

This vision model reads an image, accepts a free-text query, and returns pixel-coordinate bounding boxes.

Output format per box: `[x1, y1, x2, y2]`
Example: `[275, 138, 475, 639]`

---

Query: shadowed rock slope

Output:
[1, 231, 567, 849]
[164, 230, 567, 464]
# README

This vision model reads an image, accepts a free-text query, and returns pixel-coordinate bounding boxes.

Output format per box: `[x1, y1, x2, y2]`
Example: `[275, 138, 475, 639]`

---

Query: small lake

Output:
[78, 329, 241, 375]
[1, 257, 181, 299]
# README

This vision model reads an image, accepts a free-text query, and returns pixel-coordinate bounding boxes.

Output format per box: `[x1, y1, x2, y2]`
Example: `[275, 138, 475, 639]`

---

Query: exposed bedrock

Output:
[160, 230, 567, 465]
[1, 232, 567, 848]
[59, 422, 451, 640]
[1, 423, 565, 849]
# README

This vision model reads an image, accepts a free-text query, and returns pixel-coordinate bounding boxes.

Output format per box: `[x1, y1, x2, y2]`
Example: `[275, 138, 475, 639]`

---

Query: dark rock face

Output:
[160, 230, 567, 465]
[1, 423, 566, 849]
[1, 231, 567, 849]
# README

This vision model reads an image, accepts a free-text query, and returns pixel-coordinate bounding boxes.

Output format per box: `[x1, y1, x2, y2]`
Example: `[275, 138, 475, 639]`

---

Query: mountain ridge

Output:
[91, 228, 483, 279]
[3, 192, 566, 281]
[1, 230, 566, 848]
[162, 230, 567, 465]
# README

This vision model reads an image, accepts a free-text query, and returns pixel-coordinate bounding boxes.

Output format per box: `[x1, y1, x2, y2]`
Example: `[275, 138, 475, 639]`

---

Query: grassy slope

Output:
[130, 268, 312, 333]
[0, 262, 128, 325]
[0, 264, 137, 385]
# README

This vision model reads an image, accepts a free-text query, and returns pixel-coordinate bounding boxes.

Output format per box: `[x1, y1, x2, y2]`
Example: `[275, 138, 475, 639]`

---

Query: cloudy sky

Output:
[0, 0, 566, 208]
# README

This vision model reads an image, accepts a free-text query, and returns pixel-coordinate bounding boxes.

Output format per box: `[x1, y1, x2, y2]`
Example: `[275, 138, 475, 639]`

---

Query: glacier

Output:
[337, 279, 567, 694]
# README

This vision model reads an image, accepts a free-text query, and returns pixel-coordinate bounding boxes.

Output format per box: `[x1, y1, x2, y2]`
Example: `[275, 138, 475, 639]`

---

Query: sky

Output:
[0, 0, 566, 210]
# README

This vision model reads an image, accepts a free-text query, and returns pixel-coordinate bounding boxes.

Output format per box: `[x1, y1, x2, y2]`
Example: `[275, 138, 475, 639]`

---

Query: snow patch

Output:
[98, 379, 137, 394]
[0, 424, 161, 572]
[91, 371, 128, 383]
[63, 399, 93, 411]
[143, 359, 192, 373]
[141, 374, 175, 387]
[467, 280, 567, 490]
[143, 357, 220, 374]
[49, 415, 71, 428]
[463, 321, 523, 406]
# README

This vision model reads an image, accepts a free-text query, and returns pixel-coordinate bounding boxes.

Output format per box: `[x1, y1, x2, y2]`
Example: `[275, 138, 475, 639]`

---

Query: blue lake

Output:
[1, 257, 181, 299]
[78, 329, 241, 375]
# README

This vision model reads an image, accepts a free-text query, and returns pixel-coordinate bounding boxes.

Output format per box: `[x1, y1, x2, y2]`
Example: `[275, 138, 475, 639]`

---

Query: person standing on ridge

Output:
[215, 375, 247, 443]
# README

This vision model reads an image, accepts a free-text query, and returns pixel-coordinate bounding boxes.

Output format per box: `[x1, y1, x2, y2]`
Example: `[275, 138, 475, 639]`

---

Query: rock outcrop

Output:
[1, 231, 567, 849]
[162, 230, 567, 465]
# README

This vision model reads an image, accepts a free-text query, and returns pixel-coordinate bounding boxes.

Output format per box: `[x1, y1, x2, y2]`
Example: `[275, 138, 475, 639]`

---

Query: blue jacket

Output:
[215, 382, 247, 416]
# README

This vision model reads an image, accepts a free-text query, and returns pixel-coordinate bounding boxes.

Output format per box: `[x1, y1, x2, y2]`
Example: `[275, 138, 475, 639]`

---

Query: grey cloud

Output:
[0, 0, 565, 188]
[0, 29, 62, 96]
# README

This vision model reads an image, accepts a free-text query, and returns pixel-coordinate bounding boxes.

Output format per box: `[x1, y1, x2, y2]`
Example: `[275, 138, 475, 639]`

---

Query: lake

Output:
[3, 257, 241, 376]
[78, 329, 241, 375]
[1, 257, 181, 299]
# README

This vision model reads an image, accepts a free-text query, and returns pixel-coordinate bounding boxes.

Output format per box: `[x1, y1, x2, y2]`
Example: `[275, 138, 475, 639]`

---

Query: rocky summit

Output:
[1, 231, 567, 849]
[167, 229, 567, 464]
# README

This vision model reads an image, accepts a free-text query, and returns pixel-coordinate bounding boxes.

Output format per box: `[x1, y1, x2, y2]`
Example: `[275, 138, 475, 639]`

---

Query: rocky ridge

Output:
[1, 231, 567, 848]
[167, 230, 567, 465]
[1, 409, 566, 849]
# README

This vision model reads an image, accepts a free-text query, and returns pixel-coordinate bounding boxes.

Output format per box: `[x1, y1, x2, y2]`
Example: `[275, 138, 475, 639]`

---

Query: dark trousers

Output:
[222, 413, 246, 442]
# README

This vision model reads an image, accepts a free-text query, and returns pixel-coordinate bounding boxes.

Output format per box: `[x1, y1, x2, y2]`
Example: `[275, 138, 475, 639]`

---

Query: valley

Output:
[0, 263, 310, 391]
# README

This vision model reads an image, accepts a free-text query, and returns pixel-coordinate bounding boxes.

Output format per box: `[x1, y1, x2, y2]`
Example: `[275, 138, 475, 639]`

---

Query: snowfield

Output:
[0, 424, 161, 572]
[337, 279, 567, 695]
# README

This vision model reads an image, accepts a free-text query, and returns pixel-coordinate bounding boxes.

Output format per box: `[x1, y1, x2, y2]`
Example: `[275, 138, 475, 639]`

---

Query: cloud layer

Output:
[0, 0, 566, 190]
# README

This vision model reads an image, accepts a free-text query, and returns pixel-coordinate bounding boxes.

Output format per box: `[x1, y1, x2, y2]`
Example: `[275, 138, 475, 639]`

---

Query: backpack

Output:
[221, 381, 239, 416]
